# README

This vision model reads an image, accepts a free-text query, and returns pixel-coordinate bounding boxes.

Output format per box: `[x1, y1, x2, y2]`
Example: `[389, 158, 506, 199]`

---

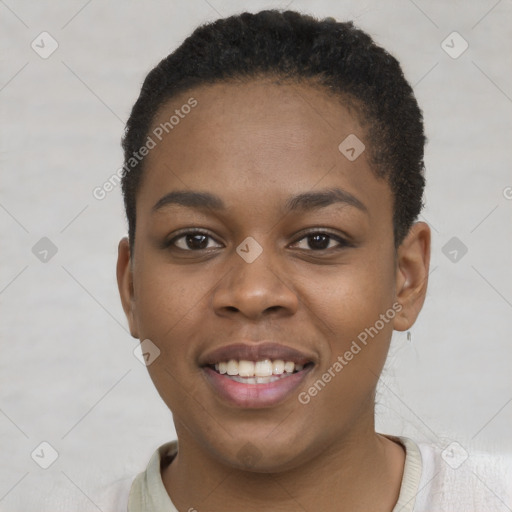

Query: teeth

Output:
[284, 361, 295, 373]
[273, 360, 285, 375]
[227, 359, 239, 376]
[212, 359, 307, 378]
[229, 375, 283, 384]
[238, 360, 255, 377]
[255, 359, 273, 377]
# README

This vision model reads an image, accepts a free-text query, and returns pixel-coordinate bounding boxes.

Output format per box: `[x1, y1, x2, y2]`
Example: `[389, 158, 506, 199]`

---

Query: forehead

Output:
[138, 79, 392, 223]
[150, 79, 361, 166]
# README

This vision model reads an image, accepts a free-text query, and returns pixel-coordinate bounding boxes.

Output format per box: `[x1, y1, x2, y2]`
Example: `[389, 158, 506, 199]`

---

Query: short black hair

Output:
[121, 9, 426, 252]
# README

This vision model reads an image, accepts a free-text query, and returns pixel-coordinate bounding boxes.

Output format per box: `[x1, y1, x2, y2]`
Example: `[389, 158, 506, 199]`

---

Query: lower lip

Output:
[202, 366, 313, 408]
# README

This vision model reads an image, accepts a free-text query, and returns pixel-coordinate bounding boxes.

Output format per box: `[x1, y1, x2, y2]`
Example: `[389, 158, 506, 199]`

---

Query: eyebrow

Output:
[152, 187, 368, 214]
[152, 191, 224, 212]
[284, 187, 368, 214]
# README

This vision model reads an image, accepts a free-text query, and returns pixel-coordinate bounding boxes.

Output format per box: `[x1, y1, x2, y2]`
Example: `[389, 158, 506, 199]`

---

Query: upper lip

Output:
[199, 342, 316, 366]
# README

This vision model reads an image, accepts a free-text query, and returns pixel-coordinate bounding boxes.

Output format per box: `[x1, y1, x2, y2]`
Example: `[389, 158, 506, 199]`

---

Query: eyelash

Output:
[165, 228, 352, 253]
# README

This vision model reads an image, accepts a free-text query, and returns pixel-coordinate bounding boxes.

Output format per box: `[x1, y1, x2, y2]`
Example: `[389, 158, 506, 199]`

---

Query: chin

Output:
[205, 428, 315, 474]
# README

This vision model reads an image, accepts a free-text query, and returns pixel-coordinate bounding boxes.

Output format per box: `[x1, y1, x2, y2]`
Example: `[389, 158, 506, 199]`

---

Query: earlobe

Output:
[116, 236, 139, 338]
[393, 222, 431, 331]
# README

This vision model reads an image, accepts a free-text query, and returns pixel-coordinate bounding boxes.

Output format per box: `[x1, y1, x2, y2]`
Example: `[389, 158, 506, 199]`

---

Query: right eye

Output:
[166, 230, 223, 251]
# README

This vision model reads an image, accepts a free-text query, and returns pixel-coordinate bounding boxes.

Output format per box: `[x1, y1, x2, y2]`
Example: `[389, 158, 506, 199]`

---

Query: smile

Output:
[217, 358, 301, 376]
[200, 343, 316, 408]
[209, 359, 312, 384]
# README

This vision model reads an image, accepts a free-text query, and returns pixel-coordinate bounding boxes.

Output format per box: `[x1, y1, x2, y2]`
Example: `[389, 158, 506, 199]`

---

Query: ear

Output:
[393, 221, 431, 331]
[116, 236, 139, 338]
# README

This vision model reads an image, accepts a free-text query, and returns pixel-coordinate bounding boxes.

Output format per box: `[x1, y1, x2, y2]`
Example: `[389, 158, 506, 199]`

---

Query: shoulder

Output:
[94, 474, 136, 511]
[412, 438, 512, 511]
[93, 441, 178, 511]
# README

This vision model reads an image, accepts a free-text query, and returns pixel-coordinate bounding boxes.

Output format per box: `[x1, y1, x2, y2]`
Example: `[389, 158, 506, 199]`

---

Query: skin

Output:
[117, 79, 431, 512]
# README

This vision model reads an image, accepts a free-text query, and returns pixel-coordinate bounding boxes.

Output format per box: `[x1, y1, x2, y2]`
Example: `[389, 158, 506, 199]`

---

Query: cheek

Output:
[133, 265, 209, 411]
[300, 249, 396, 390]
[294, 267, 396, 436]
[304, 254, 396, 334]
[134, 260, 206, 334]
[132, 263, 210, 381]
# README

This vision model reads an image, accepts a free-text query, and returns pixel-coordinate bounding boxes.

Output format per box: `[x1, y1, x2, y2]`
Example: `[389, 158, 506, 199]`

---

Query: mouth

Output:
[206, 359, 314, 384]
[200, 343, 316, 408]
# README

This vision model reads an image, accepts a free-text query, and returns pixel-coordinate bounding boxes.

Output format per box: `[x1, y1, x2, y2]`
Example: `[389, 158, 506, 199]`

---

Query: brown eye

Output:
[182, 233, 209, 250]
[293, 231, 349, 251]
[168, 231, 222, 251]
[307, 233, 331, 250]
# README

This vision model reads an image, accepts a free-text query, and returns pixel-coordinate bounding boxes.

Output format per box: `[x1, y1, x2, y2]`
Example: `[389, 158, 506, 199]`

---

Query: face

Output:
[117, 79, 430, 472]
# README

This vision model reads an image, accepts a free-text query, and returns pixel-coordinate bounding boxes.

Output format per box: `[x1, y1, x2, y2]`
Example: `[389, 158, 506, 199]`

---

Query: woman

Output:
[111, 9, 511, 511]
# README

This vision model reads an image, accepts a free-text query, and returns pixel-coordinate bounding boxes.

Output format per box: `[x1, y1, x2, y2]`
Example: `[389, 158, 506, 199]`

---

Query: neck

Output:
[163, 417, 405, 512]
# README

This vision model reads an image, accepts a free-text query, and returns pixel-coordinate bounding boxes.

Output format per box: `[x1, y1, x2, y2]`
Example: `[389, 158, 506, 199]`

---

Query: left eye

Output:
[292, 232, 347, 251]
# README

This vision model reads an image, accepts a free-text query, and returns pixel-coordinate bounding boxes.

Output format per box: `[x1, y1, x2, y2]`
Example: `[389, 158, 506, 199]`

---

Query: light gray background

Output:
[1, 0, 511, 510]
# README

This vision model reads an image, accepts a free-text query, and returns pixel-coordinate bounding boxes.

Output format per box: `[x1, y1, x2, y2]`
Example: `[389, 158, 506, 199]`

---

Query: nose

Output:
[211, 243, 299, 321]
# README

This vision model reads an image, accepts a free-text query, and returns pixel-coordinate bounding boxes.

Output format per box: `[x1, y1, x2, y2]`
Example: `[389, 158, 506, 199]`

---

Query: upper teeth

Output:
[215, 359, 304, 377]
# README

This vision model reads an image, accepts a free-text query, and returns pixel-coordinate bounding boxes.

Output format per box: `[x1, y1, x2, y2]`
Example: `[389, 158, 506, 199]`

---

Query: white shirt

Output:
[99, 435, 512, 511]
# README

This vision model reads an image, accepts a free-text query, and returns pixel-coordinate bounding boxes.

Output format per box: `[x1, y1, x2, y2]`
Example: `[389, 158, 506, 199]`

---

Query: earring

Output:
[407, 331, 411, 342]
